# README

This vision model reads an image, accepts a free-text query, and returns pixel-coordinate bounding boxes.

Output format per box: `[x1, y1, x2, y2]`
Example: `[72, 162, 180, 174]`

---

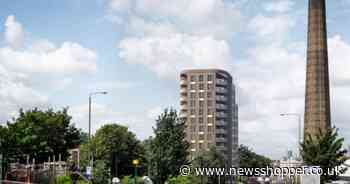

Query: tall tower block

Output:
[304, 0, 331, 138]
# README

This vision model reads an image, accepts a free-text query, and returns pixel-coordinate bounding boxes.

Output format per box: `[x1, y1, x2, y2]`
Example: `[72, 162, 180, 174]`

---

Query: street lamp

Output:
[280, 113, 302, 159]
[88, 91, 108, 173]
[89, 91, 108, 140]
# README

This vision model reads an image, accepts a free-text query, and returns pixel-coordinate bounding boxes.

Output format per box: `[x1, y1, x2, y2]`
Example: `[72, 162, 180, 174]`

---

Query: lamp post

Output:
[280, 113, 302, 159]
[88, 91, 108, 173]
[132, 159, 140, 184]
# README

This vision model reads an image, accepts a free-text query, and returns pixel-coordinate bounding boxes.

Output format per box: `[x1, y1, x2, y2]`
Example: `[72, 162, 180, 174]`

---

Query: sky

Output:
[0, 0, 350, 159]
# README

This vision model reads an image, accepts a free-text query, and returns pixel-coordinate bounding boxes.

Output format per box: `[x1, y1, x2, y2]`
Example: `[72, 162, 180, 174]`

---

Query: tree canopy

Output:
[80, 123, 145, 182]
[301, 127, 347, 183]
[192, 147, 226, 183]
[239, 144, 272, 169]
[1, 108, 82, 163]
[149, 108, 189, 184]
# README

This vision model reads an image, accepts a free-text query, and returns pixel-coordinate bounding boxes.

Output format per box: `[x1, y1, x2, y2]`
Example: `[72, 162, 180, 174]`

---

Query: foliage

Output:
[167, 175, 193, 184]
[301, 127, 347, 183]
[92, 160, 110, 184]
[80, 124, 145, 179]
[56, 175, 72, 184]
[141, 136, 153, 177]
[0, 125, 12, 174]
[239, 145, 272, 170]
[121, 176, 145, 184]
[1, 108, 83, 163]
[149, 108, 189, 184]
[55, 175, 89, 184]
[191, 147, 226, 183]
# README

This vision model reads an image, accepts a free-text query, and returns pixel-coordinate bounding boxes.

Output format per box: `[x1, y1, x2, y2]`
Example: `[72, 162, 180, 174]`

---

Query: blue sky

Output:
[0, 0, 350, 159]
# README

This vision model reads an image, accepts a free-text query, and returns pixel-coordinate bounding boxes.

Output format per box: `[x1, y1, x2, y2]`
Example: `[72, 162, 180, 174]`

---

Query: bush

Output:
[167, 175, 200, 184]
[55, 175, 89, 184]
[121, 176, 145, 184]
[56, 175, 72, 184]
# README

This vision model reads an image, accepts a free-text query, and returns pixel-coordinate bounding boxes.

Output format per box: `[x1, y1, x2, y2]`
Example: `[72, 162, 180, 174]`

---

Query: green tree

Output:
[149, 109, 189, 184]
[4, 108, 82, 163]
[239, 145, 272, 169]
[192, 147, 226, 183]
[301, 127, 347, 183]
[141, 136, 153, 177]
[80, 124, 145, 180]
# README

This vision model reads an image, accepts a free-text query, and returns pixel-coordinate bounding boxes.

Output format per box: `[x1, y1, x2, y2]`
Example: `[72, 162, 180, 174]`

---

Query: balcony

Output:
[216, 129, 226, 135]
[180, 88, 187, 93]
[180, 104, 187, 110]
[216, 112, 227, 118]
[180, 96, 187, 102]
[216, 95, 227, 102]
[215, 137, 227, 143]
[216, 120, 227, 126]
[179, 112, 187, 118]
[216, 87, 227, 94]
[180, 80, 187, 85]
[216, 104, 227, 110]
[216, 79, 228, 85]
[216, 145, 227, 151]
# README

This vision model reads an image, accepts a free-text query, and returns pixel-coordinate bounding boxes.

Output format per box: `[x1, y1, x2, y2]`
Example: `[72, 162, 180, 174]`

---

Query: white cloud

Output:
[0, 15, 98, 124]
[109, 0, 132, 12]
[264, 0, 294, 13]
[248, 14, 295, 43]
[0, 42, 97, 74]
[109, 0, 241, 40]
[329, 35, 350, 87]
[29, 39, 56, 53]
[4, 15, 25, 49]
[119, 33, 233, 79]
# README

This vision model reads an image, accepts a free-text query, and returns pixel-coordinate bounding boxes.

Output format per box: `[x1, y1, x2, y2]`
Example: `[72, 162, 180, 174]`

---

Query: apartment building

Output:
[180, 69, 238, 166]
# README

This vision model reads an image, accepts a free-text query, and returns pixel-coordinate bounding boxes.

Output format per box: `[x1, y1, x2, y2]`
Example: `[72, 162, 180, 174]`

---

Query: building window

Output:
[199, 125, 204, 132]
[207, 92, 212, 98]
[199, 109, 203, 115]
[207, 83, 213, 90]
[207, 100, 212, 107]
[199, 75, 204, 82]
[199, 83, 204, 90]
[207, 126, 213, 132]
[190, 109, 195, 115]
[199, 117, 204, 124]
[207, 133, 212, 140]
[198, 143, 203, 149]
[190, 84, 196, 90]
[190, 92, 196, 98]
[207, 108, 213, 115]
[190, 100, 196, 107]
[190, 118, 195, 124]
[191, 125, 196, 132]
[199, 101, 204, 108]
[208, 75, 213, 81]
[207, 117, 213, 124]
[199, 92, 204, 98]
[190, 75, 196, 82]
[191, 142, 195, 149]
